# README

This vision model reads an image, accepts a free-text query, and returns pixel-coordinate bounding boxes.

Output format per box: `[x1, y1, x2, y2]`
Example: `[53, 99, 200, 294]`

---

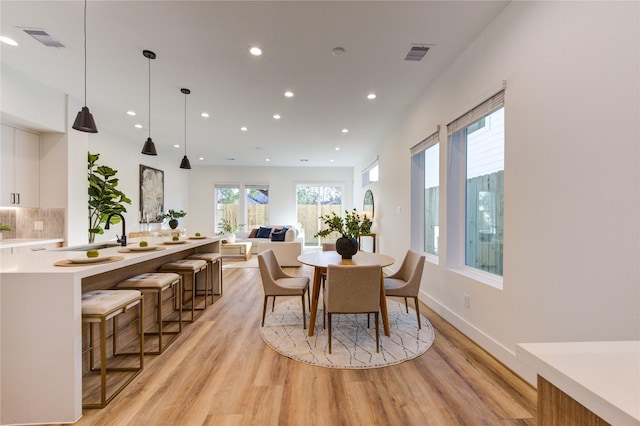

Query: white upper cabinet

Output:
[1, 124, 40, 207]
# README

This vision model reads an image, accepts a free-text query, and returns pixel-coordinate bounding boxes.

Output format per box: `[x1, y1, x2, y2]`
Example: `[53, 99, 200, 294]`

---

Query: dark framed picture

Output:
[139, 164, 164, 223]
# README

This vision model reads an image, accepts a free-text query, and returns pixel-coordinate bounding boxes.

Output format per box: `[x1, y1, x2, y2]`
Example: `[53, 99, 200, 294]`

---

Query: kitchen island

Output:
[0, 237, 221, 425]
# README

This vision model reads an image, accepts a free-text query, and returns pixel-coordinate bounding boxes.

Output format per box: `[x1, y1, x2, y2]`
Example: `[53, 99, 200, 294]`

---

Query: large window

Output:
[215, 185, 240, 232]
[245, 185, 269, 228]
[410, 131, 439, 256]
[448, 91, 504, 278]
[362, 159, 379, 187]
[296, 185, 343, 246]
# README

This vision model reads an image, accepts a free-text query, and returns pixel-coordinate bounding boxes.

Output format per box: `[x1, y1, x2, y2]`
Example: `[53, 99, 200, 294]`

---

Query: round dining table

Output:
[297, 250, 395, 337]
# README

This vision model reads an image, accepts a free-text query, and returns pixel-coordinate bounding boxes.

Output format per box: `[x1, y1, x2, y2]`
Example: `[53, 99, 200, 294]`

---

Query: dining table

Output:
[297, 250, 395, 337]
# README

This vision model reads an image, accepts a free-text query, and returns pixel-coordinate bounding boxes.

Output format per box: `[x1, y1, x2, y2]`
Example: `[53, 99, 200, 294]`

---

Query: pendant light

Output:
[179, 88, 192, 169]
[141, 49, 157, 155]
[72, 0, 98, 133]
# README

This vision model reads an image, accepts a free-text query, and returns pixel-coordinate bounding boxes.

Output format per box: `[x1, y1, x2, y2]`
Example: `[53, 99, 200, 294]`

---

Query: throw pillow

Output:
[256, 226, 272, 238]
[270, 229, 286, 242]
[248, 228, 258, 238]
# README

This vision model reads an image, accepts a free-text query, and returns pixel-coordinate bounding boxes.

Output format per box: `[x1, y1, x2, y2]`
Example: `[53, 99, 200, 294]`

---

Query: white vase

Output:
[226, 232, 236, 243]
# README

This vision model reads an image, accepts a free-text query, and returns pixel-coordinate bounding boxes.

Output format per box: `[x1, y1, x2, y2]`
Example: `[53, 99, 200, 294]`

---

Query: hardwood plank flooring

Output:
[63, 265, 536, 426]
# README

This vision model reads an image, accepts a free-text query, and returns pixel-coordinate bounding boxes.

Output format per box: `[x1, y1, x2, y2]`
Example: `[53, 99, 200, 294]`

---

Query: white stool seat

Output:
[82, 290, 141, 319]
[160, 259, 209, 322]
[188, 253, 221, 262]
[117, 272, 180, 290]
[160, 259, 206, 271]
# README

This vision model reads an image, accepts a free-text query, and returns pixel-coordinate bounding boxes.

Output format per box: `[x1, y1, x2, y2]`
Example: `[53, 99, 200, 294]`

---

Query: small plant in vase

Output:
[315, 209, 372, 259]
[162, 209, 186, 229]
[217, 218, 243, 243]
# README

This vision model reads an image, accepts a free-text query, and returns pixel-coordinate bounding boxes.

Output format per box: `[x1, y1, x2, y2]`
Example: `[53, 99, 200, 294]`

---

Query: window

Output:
[362, 159, 379, 187]
[215, 185, 240, 232]
[448, 91, 504, 279]
[245, 185, 269, 228]
[410, 131, 439, 256]
[296, 185, 343, 246]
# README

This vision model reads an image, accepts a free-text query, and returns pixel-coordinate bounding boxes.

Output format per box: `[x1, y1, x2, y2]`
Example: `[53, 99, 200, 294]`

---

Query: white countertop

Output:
[517, 341, 640, 425]
[0, 238, 64, 249]
[0, 236, 220, 276]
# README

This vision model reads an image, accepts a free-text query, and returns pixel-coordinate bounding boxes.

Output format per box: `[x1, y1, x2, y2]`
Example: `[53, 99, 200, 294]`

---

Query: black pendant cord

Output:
[83, 0, 87, 106]
[148, 56, 151, 138]
[184, 92, 187, 156]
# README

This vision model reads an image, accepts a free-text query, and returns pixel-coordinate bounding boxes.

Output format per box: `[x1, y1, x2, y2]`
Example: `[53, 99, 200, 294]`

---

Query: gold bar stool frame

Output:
[160, 259, 208, 322]
[187, 252, 223, 299]
[116, 272, 182, 354]
[81, 290, 144, 409]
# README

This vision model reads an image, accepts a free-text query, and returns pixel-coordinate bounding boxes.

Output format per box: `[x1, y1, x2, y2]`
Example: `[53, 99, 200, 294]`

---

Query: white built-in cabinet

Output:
[1, 124, 40, 207]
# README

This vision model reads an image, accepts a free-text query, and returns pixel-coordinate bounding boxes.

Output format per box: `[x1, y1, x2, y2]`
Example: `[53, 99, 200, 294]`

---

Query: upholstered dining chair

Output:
[324, 264, 382, 353]
[320, 243, 336, 287]
[383, 250, 426, 328]
[258, 249, 310, 329]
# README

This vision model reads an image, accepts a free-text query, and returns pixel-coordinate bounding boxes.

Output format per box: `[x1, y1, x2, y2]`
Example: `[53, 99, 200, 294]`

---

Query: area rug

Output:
[260, 297, 435, 369]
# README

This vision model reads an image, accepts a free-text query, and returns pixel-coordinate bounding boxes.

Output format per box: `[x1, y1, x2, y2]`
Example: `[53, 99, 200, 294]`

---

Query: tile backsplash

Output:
[0, 207, 65, 240]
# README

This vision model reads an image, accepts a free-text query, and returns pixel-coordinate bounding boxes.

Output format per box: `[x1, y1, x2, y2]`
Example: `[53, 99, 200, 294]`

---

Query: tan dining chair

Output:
[320, 243, 336, 287]
[324, 264, 382, 353]
[383, 250, 426, 328]
[258, 249, 310, 328]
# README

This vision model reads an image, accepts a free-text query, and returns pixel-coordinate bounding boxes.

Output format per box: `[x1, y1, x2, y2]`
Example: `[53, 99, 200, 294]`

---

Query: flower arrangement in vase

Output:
[314, 209, 372, 259]
[217, 218, 244, 243]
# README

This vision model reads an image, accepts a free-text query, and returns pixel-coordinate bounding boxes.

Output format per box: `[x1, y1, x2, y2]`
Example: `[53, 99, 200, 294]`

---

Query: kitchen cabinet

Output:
[1, 124, 40, 207]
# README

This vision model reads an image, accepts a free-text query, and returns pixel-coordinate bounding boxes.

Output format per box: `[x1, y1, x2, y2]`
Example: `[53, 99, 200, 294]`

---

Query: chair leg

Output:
[301, 294, 306, 329]
[405, 297, 409, 313]
[414, 296, 422, 329]
[272, 296, 276, 312]
[261, 296, 269, 327]
[375, 312, 379, 353]
[328, 313, 332, 354]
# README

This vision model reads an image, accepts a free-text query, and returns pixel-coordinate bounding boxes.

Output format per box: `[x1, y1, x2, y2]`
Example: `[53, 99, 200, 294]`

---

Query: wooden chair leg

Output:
[272, 296, 276, 312]
[328, 313, 332, 354]
[375, 312, 379, 353]
[414, 296, 421, 329]
[301, 294, 306, 329]
[261, 296, 268, 327]
[405, 297, 409, 313]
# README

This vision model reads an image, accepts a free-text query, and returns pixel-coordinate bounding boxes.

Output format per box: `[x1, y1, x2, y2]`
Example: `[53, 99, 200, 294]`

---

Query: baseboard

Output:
[419, 289, 537, 386]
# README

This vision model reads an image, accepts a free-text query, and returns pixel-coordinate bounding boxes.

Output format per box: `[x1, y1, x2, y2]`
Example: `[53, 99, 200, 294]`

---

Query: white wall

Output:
[189, 165, 353, 237]
[369, 1, 640, 384]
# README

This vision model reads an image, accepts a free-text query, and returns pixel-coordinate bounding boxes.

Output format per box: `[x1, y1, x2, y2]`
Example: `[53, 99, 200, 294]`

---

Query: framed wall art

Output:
[139, 164, 164, 223]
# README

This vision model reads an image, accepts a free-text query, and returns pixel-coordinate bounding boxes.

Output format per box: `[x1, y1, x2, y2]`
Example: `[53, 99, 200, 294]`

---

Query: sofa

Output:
[225, 225, 305, 267]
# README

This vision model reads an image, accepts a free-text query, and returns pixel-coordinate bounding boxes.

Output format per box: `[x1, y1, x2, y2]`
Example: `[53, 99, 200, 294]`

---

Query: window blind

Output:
[410, 129, 439, 156]
[447, 90, 505, 135]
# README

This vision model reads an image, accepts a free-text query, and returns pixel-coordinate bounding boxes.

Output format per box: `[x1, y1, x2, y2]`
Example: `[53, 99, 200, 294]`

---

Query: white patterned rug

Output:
[260, 297, 435, 369]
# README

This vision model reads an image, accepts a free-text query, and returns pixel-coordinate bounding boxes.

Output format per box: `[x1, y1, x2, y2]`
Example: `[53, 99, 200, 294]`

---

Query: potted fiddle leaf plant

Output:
[88, 152, 131, 243]
[162, 209, 187, 229]
[314, 209, 372, 259]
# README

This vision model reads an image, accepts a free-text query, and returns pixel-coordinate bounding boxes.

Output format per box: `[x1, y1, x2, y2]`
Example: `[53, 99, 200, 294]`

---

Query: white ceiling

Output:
[1, 1, 508, 168]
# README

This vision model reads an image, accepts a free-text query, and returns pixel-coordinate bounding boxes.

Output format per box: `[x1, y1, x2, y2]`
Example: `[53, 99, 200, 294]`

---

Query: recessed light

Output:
[335, 147, 341, 151]
[174, 144, 180, 148]
[226, 158, 235, 161]
[0, 36, 18, 46]
[241, 126, 248, 131]
[249, 46, 262, 56]
[199, 157, 204, 161]
[126, 111, 136, 116]
[134, 124, 143, 129]
[332, 47, 345, 56]
[273, 114, 281, 120]
[300, 159, 309, 162]
[201, 112, 210, 118]
[367, 93, 377, 100]
[265, 158, 271, 162]
[284, 91, 294, 98]
[341, 128, 349, 134]
[330, 159, 334, 163]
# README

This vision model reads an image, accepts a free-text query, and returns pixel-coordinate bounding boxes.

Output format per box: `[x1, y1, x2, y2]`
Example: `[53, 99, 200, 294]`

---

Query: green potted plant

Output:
[217, 218, 244, 243]
[162, 209, 187, 229]
[314, 209, 372, 259]
[88, 152, 131, 243]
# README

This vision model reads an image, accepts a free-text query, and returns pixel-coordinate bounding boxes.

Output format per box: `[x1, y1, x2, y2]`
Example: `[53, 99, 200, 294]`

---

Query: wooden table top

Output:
[298, 250, 394, 268]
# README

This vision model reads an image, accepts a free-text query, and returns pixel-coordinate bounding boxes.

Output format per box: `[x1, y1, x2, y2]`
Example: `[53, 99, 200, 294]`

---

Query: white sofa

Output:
[228, 225, 304, 267]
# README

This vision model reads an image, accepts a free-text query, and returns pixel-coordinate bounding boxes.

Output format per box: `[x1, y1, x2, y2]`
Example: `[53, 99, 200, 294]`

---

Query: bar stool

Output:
[81, 289, 144, 408]
[159, 259, 208, 322]
[116, 273, 182, 354]
[187, 252, 223, 300]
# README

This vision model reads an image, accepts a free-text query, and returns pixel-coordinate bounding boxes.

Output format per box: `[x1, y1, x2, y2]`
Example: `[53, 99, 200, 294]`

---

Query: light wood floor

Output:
[68, 265, 537, 425]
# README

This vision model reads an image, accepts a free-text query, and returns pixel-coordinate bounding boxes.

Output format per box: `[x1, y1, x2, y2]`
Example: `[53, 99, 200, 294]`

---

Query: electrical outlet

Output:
[464, 293, 470, 308]
[34, 221, 44, 231]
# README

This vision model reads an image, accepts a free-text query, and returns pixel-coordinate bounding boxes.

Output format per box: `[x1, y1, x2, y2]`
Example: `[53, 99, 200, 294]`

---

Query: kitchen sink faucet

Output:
[105, 213, 127, 246]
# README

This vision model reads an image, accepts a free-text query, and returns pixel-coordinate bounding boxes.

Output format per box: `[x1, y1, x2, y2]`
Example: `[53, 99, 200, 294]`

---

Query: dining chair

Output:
[383, 250, 426, 328]
[320, 243, 336, 287]
[258, 249, 310, 328]
[324, 264, 382, 353]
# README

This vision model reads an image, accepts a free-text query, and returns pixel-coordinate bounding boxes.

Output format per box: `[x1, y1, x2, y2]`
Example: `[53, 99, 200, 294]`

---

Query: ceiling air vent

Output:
[23, 29, 65, 48]
[404, 45, 430, 61]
